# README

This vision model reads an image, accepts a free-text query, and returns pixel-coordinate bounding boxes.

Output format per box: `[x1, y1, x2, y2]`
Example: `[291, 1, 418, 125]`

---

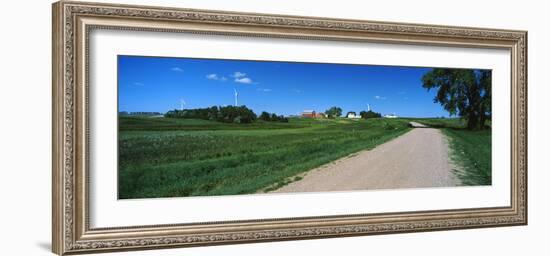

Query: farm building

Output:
[346, 111, 361, 119]
[384, 113, 398, 118]
[302, 110, 316, 118]
[302, 110, 326, 118]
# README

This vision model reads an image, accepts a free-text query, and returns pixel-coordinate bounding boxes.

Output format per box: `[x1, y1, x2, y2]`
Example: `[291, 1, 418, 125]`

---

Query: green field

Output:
[118, 117, 411, 199]
[413, 118, 492, 186]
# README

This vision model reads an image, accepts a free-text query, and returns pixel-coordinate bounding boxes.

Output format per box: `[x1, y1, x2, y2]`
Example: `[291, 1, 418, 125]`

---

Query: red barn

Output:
[302, 110, 326, 118]
[302, 110, 316, 118]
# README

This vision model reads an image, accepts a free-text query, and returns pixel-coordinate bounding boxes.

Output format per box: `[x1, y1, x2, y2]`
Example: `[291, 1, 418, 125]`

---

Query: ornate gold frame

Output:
[52, 1, 527, 255]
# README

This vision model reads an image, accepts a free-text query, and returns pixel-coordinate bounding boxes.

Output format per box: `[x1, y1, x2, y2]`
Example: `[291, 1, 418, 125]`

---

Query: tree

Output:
[325, 106, 342, 118]
[360, 110, 382, 119]
[422, 68, 491, 130]
[259, 111, 271, 121]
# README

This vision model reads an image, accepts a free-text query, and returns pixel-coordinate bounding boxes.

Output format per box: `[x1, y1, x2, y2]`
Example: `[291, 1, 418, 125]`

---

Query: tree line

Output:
[165, 105, 257, 124]
[259, 111, 289, 122]
[119, 111, 163, 116]
[165, 106, 289, 124]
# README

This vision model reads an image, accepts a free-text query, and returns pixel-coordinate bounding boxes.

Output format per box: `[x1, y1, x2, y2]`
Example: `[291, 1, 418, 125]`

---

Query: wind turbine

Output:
[180, 99, 186, 111]
[234, 88, 239, 106]
[367, 103, 371, 112]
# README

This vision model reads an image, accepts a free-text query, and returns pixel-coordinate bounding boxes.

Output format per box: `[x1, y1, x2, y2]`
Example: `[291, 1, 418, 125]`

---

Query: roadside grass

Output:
[414, 118, 491, 186]
[409, 118, 467, 129]
[118, 117, 411, 199]
[443, 128, 491, 185]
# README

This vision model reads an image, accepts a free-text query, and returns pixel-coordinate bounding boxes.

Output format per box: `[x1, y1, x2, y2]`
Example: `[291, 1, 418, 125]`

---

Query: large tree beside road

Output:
[422, 68, 491, 130]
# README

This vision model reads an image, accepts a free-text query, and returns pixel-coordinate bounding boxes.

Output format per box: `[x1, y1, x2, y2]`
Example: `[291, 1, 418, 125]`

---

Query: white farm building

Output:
[346, 112, 361, 119]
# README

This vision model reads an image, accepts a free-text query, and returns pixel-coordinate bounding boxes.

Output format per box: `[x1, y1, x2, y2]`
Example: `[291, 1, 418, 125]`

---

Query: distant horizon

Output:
[118, 109, 452, 119]
[118, 55, 461, 118]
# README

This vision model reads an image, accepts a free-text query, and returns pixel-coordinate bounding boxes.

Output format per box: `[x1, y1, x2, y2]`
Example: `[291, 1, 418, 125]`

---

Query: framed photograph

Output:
[52, 1, 527, 255]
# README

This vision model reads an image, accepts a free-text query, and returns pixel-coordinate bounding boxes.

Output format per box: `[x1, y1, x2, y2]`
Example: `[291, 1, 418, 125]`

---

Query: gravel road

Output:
[272, 125, 460, 193]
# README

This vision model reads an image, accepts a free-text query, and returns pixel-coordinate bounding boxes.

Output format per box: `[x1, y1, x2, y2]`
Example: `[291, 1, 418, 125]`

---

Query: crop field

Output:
[413, 118, 492, 186]
[118, 117, 411, 199]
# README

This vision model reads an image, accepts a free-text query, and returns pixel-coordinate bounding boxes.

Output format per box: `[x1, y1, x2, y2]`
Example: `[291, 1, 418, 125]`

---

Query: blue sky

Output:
[118, 55, 450, 117]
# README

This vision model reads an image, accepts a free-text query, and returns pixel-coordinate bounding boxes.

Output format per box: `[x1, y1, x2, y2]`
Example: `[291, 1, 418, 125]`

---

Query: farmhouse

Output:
[302, 110, 326, 118]
[346, 111, 361, 119]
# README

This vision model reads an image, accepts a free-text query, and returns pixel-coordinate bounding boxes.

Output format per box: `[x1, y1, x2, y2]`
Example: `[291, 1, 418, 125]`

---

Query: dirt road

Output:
[272, 125, 460, 193]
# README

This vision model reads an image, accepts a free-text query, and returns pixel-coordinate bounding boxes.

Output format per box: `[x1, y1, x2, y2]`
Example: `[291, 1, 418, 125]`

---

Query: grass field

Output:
[413, 118, 492, 186]
[118, 117, 411, 199]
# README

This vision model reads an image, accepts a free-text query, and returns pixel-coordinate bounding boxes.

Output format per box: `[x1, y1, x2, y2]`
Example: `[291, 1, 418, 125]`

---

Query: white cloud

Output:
[291, 88, 302, 93]
[171, 67, 183, 72]
[257, 88, 272, 92]
[206, 74, 219, 80]
[230, 71, 257, 84]
[232, 71, 247, 78]
[235, 77, 254, 84]
[206, 74, 227, 82]
[374, 95, 387, 100]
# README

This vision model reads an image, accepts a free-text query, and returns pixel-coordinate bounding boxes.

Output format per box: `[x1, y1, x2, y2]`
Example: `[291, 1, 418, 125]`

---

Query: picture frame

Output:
[52, 1, 527, 255]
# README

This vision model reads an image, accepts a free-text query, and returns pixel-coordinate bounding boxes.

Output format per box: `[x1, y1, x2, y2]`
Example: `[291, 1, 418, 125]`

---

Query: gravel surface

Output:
[409, 121, 428, 128]
[272, 127, 460, 193]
